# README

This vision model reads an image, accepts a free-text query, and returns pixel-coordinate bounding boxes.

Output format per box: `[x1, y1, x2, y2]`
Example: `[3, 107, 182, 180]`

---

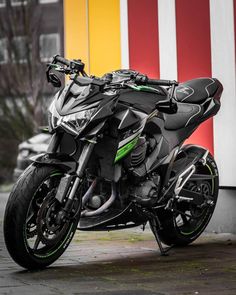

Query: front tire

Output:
[4, 165, 80, 270]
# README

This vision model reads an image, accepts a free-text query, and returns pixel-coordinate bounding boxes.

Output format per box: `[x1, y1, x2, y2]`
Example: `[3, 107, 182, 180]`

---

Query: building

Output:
[63, 0, 236, 189]
[0, 0, 64, 85]
[0, 0, 236, 232]
[63, 0, 236, 233]
[0, 0, 64, 182]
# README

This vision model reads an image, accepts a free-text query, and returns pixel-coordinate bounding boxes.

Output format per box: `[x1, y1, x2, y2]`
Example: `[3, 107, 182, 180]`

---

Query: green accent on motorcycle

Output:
[34, 223, 74, 259]
[50, 172, 63, 177]
[128, 84, 160, 93]
[114, 137, 139, 163]
[180, 215, 208, 236]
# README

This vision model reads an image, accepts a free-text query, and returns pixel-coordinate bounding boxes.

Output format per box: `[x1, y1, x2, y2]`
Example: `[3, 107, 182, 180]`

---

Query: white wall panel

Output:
[158, 0, 177, 80]
[120, 0, 129, 69]
[210, 0, 236, 186]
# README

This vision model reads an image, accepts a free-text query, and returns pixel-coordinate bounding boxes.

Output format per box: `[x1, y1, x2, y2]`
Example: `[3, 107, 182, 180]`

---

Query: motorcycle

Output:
[4, 55, 223, 270]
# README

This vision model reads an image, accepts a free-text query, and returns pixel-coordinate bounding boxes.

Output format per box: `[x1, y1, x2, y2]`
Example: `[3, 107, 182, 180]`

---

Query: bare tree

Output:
[0, 0, 55, 182]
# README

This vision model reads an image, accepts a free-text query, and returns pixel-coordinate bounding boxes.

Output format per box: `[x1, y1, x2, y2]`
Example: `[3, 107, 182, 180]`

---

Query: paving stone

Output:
[1, 192, 236, 294]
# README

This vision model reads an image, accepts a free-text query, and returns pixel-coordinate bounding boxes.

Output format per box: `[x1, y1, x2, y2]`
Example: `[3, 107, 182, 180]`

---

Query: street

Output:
[0, 192, 7, 219]
[0, 192, 236, 295]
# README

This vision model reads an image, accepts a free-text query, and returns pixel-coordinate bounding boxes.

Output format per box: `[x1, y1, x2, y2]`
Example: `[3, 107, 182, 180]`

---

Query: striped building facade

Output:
[63, 0, 236, 187]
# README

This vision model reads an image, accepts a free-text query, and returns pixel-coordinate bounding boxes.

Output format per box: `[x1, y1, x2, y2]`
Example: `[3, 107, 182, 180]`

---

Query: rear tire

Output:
[157, 151, 219, 246]
[4, 165, 80, 270]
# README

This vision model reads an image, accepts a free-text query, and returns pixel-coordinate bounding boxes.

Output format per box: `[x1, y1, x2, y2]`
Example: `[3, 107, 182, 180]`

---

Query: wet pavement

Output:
[1, 192, 236, 295]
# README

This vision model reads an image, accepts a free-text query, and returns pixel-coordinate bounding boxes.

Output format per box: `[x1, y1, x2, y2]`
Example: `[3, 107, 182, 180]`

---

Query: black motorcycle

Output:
[4, 55, 223, 270]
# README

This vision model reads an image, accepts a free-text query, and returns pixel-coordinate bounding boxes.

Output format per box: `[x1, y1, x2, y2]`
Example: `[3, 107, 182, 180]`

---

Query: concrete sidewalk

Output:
[1, 193, 236, 295]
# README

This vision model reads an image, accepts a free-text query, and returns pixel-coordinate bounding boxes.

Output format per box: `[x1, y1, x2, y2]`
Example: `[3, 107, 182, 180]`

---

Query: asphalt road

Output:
[0, 192, 8, 219]
[1, 192, 236, 295]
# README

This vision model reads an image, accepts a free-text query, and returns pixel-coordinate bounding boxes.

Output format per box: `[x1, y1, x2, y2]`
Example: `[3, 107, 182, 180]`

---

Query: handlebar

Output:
[52, 55, 86, 75]
[54, 55, 71, 67]
[135, 74, 178, 87]
[48, 56, 179, 96]
[51, 56, 179, 87]
[134, 74, 178, 113]
[147, 78, 178, 87]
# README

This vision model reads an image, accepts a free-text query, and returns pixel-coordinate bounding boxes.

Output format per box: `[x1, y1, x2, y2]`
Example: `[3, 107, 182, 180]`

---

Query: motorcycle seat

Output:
[174, 78, 221, 104]
[164, 102, 203, 130]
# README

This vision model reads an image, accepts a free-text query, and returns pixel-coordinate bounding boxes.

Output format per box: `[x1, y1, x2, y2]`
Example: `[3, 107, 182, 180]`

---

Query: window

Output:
[11, 0, 27, 6]
[39, 33, 60, 62]
[39, 0, 58, 3]
[0, 39, 7, 64]
[0, 0, 6, 8]
[12, 36, 28, 63]
[11, 0, 59, 5]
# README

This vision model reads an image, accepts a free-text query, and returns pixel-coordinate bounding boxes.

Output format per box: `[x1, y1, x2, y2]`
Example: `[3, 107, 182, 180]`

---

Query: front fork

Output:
[56, 140, 96, 215]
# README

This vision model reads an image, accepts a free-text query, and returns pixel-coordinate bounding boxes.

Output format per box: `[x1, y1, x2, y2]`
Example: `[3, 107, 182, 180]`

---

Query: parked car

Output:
[13, 132, 51, 181]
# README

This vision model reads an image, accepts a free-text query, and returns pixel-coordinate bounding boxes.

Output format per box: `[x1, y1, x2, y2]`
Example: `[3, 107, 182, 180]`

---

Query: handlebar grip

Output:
[147, 79, 174, 86]
[54, 55, 71, 67]
[135, 74, 178, 86]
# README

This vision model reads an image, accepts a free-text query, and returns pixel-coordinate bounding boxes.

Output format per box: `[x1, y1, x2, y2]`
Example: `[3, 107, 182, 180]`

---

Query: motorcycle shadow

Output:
[13, 235, 236, 279]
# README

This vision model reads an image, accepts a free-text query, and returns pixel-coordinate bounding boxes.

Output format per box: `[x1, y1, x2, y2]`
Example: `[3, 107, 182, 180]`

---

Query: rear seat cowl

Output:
[174, 78, 222, 104]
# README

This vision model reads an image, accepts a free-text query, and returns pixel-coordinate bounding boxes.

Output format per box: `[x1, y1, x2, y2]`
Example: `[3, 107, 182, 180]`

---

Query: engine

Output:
[131, 174, 161, 207]
[124, 136, 148, 168]
[124, 136, 161, 207]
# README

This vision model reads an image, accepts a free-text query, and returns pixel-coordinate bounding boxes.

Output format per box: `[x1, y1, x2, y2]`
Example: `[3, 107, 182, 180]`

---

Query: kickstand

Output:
[149, 218, 173, 256]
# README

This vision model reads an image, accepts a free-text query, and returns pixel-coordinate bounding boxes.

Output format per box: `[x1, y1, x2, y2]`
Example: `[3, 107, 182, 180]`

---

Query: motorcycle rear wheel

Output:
[157, 153, 219, 247]
[4, 165, 80, 270]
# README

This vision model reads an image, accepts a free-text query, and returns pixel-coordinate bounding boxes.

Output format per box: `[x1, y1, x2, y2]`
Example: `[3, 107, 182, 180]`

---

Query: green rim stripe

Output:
[34, 224, 74, 259]
[180, 215, 208, 236]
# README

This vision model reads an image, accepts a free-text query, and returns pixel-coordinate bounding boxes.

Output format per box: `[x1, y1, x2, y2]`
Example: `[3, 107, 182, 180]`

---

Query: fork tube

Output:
[76, 141, 96, 177]
[67, 140, 96, 201]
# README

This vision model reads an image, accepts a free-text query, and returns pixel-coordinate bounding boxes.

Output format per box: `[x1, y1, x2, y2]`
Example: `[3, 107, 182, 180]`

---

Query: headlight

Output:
[48, 104, 97, 135]
[60, 108, 96, 134]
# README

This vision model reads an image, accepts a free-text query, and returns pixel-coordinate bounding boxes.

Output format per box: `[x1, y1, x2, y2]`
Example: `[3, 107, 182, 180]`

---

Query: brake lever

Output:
[47, 63, 67, 73]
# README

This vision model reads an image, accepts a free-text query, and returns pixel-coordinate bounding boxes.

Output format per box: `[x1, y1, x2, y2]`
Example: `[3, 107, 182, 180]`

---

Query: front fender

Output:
[31, 153, 77, 173]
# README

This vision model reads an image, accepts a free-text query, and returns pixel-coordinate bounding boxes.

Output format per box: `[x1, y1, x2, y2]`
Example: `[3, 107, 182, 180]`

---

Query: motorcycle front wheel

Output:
[4, 165, 81, 270]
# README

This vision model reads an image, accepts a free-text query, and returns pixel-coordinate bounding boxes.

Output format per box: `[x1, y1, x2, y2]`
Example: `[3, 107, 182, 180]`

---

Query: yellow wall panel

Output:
[88, 0, 121, 76]
[64, 0, 89, 72]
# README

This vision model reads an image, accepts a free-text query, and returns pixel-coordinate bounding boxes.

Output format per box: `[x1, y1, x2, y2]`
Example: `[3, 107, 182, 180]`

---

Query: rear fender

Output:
[162, 145, 209, 186]
[180, 144, 210, 164]
[160, 145, 211, 201]
[168, 144, 210, 183]
[31, 153, 77, 174]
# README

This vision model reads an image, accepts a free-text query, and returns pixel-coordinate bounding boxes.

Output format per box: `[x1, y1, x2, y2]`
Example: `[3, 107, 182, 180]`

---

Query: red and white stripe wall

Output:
[64, 0, 236, 187]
